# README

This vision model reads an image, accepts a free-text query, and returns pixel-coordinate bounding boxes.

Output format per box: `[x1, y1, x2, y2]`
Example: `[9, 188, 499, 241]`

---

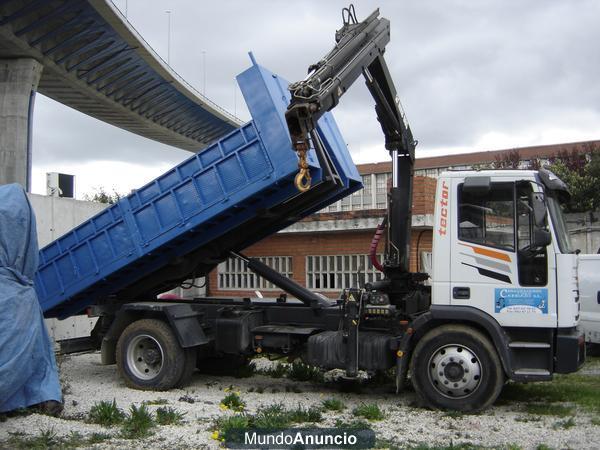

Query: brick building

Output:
[206, 139, 598, 299]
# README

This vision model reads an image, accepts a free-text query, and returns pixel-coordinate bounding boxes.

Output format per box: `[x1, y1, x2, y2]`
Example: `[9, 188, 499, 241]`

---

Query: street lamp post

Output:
[201, 50, 206, 96]
[166, 10, 171, 65]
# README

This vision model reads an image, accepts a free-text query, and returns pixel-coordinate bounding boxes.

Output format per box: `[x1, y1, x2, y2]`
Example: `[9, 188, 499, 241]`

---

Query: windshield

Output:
[547, 194, 574, 253]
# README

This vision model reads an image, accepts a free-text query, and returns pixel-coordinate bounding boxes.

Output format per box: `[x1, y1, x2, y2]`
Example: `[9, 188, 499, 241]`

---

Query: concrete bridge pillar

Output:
[0, 58, 43, 191]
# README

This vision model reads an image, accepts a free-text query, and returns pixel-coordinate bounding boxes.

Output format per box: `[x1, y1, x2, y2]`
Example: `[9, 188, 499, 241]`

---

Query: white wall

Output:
[29, 194, 107, 345]
[28, 193, 107, 247]
[566, 211, 600, 254]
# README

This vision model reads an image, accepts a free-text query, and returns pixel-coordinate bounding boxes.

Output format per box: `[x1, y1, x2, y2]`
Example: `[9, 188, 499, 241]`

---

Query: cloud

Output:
[30, 0, 600, 196]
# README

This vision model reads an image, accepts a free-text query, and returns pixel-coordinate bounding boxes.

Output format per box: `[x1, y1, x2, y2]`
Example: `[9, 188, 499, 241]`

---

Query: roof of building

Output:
[357, 139, 600, 174]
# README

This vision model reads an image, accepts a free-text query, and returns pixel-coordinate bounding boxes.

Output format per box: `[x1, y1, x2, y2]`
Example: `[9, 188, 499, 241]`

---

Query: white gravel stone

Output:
[0, 351, 598, 449]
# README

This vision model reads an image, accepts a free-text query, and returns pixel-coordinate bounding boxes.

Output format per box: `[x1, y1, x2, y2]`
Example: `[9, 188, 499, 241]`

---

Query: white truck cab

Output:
[431, 169, 584, 379]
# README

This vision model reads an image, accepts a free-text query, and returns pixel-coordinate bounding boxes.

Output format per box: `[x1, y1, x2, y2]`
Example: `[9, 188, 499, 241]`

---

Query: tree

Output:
[547, 143, 600, 213]
[492, 149, 542, 170]
[469, 143, 600, 213]
[493, 149, 521, 169]
[83, 186, 124, 204]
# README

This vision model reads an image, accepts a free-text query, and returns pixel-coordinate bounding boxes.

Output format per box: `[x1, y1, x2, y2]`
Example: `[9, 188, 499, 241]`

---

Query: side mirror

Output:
[532, 228, 552, 248]
[530, 192, 547, 228]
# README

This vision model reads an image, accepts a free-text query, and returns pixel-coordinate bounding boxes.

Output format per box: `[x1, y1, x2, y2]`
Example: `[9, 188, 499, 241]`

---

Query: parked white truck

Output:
[578, 255, 600, 351]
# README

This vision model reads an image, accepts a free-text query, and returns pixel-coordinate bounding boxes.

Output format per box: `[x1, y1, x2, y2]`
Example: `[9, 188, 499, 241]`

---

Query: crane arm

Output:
[285, 5, 417, 274]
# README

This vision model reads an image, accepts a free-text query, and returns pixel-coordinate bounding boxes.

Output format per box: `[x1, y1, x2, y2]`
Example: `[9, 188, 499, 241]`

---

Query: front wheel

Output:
[410, 324, 504, 412]
[116, 319, 192, 390]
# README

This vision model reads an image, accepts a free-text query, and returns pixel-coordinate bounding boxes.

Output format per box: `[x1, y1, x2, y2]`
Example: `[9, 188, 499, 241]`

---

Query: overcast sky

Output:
[30, 0, 600, 198]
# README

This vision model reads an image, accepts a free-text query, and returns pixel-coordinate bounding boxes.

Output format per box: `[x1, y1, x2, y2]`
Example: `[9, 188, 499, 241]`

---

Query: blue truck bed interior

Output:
[35, 58, 362, 319]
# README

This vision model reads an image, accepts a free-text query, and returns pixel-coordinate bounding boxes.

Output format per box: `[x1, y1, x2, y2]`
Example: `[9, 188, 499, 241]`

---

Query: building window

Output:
[375, 173, 389, 209]
[306, 254, 384, 290]
[362, 174, 373, 209]
[321, 173, 389, 212]
[218, 256, 293, 290]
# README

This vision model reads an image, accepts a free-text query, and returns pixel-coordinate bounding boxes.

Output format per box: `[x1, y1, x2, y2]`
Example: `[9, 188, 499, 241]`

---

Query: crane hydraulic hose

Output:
[370, 216, 387, 272]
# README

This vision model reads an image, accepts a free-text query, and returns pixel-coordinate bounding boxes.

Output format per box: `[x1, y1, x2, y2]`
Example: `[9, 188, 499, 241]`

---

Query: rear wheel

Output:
[116, 319, 190, 390]
[410, 324, 504, 412]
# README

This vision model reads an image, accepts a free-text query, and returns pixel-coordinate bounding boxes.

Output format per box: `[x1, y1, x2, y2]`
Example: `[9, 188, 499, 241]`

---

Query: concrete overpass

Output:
[0, 0, 243, 189]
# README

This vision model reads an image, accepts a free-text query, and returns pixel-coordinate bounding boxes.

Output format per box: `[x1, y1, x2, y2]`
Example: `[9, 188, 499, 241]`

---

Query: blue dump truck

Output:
[35, 7, 585, 412]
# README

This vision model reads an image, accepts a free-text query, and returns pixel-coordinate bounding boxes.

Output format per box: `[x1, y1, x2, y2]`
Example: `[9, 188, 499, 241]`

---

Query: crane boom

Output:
[285, 5, 417, 277]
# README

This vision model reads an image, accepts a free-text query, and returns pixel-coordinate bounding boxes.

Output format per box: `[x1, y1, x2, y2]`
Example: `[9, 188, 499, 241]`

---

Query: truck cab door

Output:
[449, 177, 557, 328]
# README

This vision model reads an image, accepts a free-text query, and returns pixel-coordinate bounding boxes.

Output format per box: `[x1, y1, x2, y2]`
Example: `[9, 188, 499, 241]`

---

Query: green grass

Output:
[552, 417, 576, 430]
[213, 402, 325, 441]
[234, 361, 257, 378]
[352, 403, 385, 421]
[2, 429, 112, 449]
[286, 405, 322, 423]
[334, 418, 372, 430]
[155, 406, 185, 425]
[499, 372, 600, 414]
[144, 398, 169, 406]
[213, 414, 251, 442]
[285, 384, 303, 393]
[87, 432, 112, 444]
[88, 399, 125, 426]
[592, 417, 600, 426]
[536, 445, 553, 450]
[524, 403, 575, 417]
[287, 361, 324, 382]
[120, 404, 155, 439]
[13, 428, 59, 449]
[253, 404, 293, 429]
[259, 362, 288, 378]
[405, 445, 522, 450]
[257, 360, 323, 382]
[443, 410, 465, 419]
[220, 392, 246, 412]
[515, 415, 542, 423]
[322, 397, 346, 411]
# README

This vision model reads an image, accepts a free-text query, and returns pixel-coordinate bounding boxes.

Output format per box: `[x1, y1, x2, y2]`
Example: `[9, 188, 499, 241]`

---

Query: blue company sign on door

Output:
[494, 288, 548, 314]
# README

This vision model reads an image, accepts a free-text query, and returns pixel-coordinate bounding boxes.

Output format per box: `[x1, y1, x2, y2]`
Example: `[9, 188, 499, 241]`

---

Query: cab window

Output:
[516, 182, 548, 286]
[458, 182, 515, 251]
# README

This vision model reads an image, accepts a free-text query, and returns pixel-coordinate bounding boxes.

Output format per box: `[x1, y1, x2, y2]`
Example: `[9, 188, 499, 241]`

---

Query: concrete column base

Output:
[0, 58, 43, 190]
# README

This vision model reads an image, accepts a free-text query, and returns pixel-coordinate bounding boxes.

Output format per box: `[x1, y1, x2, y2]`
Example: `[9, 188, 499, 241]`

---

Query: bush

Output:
[220, 392, 246, 412]
[322, 397, 346, 412]
[120, 404, 155, 439]
[155, 407, 185, 425]
[88, 400, 125, 426]
[352, 403, 385, 421]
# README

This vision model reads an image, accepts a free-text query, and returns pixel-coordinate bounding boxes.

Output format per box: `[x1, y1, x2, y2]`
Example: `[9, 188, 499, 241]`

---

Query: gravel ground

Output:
[1, 352, 599, 449]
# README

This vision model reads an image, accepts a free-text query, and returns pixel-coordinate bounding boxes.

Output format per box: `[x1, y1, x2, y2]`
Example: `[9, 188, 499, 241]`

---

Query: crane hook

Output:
[293, 141, 312, 192]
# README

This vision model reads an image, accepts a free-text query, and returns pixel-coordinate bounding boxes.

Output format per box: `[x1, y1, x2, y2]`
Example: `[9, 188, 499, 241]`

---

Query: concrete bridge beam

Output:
[0, 58, 43, 190]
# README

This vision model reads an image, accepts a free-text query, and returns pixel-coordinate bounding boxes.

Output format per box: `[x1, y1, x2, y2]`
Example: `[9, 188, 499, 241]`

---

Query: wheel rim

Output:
[126, 334, 164, 380]
[428, 344, 482, 399]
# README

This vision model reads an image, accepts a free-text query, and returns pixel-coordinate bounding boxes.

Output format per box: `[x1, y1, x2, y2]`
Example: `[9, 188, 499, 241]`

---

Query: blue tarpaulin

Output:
[0, 184, 61, 413]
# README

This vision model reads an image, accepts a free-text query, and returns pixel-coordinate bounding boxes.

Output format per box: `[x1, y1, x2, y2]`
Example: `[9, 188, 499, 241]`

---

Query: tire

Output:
[410, 324, 505, 412]
[178, 347, 198, 387]
[116, 319, 188, 390]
